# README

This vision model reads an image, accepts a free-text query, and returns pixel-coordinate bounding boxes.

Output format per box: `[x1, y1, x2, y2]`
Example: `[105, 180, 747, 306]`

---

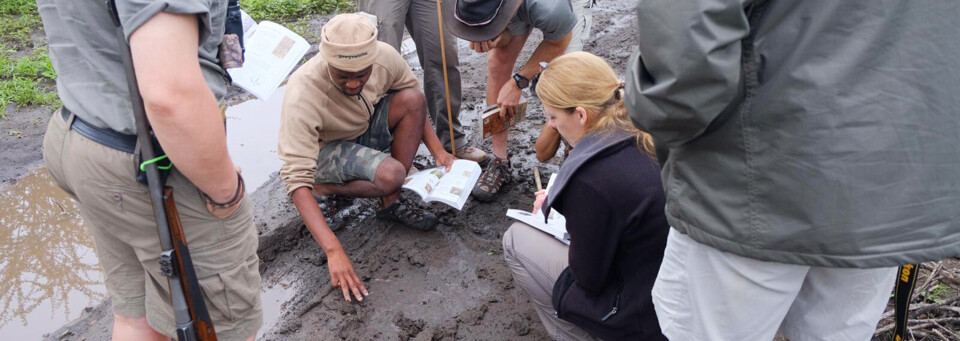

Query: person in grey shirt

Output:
[442, 0, 577, 202]
[626, 0, 960, 340]
[39, 0, 261, 339]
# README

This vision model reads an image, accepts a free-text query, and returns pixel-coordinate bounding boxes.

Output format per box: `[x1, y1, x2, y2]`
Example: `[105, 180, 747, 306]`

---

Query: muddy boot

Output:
[455, 145, 488, 164]
[377, 198, 438, 231]
[471, 157, 510, 202]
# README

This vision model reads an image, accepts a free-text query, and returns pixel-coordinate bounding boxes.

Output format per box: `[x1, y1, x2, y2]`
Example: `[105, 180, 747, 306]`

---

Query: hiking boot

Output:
[377, 198, 438, 231]
[471, 157, 510, 202]
[456, 146, 488, 164]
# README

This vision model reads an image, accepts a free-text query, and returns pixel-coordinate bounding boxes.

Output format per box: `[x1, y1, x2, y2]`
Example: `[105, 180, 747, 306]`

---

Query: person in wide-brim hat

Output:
[441, 0, 524, 42]
[440, 0, 578, 204]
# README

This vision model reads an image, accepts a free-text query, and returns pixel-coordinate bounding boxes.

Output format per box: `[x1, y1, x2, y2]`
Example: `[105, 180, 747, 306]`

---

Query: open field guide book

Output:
[227, 15, 309, 100]
[402, 160, 482, 210]
[505, 174, 570, 245]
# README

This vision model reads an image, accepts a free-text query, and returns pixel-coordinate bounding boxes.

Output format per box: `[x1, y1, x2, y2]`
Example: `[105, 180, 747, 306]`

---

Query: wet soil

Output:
[0, 104, 55, 189]
[24, 2, 642, 340]
[17, 1, 956, 340]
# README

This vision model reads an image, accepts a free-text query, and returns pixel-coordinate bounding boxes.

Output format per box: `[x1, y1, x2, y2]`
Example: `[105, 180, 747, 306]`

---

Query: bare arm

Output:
[129, 12, 237, 202]
[291, 188, 340, 254]
[535, 125, 562, 163]
[493, 32, 573, 119]
[421, 118, 456, 170]
[291, 187, 368, 301]
[517, 32, 572, 81]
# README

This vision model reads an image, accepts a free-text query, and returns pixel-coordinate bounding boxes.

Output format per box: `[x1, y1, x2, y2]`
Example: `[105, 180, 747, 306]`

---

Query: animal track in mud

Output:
[45, 2, 642, 340]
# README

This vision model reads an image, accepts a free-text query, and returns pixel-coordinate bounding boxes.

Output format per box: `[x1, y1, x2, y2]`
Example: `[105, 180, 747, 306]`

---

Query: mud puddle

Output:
[42, 2, 645, 339]
[258, 279, 296, 339]
[225, 86, 287, 192]
[0, 87, 303, 339]
[0, 169, 105, 340]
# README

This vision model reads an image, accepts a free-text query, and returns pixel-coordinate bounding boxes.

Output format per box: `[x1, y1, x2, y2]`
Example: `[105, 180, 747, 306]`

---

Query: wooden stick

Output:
[918, 262, 944, 296]
[435, 0, 456, 156]
[534, 167, 543, 191]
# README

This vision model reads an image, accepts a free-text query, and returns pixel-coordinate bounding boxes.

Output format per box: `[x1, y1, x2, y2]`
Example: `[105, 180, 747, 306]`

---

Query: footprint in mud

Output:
[509, 313, 539, 337]
[456, 303, 489, 326]
[394, 312, 426, 341]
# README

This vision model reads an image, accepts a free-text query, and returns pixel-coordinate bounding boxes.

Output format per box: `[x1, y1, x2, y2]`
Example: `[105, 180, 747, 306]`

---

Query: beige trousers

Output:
[503, 222, 597, 341]
[42, 110, 262, 340]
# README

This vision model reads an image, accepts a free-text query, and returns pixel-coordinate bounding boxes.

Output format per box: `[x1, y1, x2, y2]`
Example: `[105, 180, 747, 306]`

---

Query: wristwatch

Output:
[513, 73, 530, 89]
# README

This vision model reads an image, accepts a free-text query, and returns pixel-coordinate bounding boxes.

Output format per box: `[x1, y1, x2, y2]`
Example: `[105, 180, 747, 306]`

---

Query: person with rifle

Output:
[39, 0, 261, 340]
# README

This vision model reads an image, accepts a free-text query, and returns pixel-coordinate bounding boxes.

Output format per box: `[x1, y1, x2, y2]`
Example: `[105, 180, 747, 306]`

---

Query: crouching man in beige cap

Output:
[279, 13, 457, 302]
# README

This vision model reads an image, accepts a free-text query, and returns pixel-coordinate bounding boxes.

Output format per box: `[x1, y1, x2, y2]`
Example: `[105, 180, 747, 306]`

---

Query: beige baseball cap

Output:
[320, 13, 380, 72]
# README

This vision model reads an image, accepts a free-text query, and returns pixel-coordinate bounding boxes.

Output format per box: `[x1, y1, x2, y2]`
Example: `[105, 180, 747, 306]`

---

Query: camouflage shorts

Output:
[315, 92, 395, 184]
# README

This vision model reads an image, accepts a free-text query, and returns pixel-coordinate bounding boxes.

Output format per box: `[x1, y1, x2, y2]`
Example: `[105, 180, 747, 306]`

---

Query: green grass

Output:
[2, 0, 352, 116]
[289, 17, 322, 43]
[922, 283, 956, 304]
[1, 47, 56, 80]
[0, 78, 58, 117]
[241, 0, 354, 21]
[0, 12, 41, 49]
[0, 2, 60, 116]
[0, 0, 36, 16]
[0, 45, 59, 115]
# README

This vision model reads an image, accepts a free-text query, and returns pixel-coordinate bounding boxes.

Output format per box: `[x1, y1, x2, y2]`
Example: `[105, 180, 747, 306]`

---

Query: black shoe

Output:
[471, 157, 510, 202]
[376, 198, 438, 231]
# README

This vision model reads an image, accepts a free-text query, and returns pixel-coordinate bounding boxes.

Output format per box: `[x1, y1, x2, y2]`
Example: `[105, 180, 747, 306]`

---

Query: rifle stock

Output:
[163, 188, 218, 341]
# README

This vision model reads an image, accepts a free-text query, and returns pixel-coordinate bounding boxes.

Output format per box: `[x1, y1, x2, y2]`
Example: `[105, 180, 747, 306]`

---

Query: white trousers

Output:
[653, 228, 897, 341]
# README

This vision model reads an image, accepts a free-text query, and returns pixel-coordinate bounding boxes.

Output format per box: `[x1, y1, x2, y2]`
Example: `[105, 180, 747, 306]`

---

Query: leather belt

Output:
[62, 107, 138, 154]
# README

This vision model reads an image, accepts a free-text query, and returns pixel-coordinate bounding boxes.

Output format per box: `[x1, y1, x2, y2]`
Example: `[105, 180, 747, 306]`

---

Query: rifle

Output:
[106, 1, 217, 340]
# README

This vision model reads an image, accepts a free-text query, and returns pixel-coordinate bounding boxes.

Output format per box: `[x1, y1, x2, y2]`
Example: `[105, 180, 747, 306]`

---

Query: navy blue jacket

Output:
[544, 129, 669, 340]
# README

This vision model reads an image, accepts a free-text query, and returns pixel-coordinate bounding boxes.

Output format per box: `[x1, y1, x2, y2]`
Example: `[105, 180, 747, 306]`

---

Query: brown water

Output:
[0, 92, 294, 338]
[0, 38, 457, 339]
[0, 168, 105, 339]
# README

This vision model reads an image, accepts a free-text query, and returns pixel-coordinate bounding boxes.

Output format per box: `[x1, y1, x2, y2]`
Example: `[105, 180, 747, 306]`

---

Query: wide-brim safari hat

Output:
[442, 0, 523, 42]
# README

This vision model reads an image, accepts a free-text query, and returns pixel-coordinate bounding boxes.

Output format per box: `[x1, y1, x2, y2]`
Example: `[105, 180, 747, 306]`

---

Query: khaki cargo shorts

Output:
[315, 91, 395, 184]
[42, 110, 262, 340]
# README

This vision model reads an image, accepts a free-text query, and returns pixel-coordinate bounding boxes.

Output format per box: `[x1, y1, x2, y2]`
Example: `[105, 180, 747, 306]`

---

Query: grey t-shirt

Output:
[37, 0, 228, 135]
[507, 0, 577, 40]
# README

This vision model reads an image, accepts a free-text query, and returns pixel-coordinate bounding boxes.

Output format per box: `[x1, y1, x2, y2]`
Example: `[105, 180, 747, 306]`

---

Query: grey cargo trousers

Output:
[358, 0, 465, 151]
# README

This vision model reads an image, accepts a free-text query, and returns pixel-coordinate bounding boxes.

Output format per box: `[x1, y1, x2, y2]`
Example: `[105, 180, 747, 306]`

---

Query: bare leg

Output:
[112, 315, 167, 341]
[314, 158, 406, 202]
[486, 34, 529, 159]
[314, 89, 427, 208]
[386, 88, 427, 170]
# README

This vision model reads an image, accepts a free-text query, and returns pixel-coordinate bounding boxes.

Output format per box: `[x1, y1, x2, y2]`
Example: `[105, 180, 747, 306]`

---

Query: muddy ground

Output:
[4, 1, 956, 340]
[24, 2, 637, 340]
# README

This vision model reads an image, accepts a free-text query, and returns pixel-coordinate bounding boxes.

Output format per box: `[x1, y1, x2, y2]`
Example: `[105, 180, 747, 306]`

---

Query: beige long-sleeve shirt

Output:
[279, 42, 418, 195]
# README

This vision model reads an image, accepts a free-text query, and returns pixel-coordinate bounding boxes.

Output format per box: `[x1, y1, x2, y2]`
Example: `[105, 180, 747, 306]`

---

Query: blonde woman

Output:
[502, 52, 668, 340]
